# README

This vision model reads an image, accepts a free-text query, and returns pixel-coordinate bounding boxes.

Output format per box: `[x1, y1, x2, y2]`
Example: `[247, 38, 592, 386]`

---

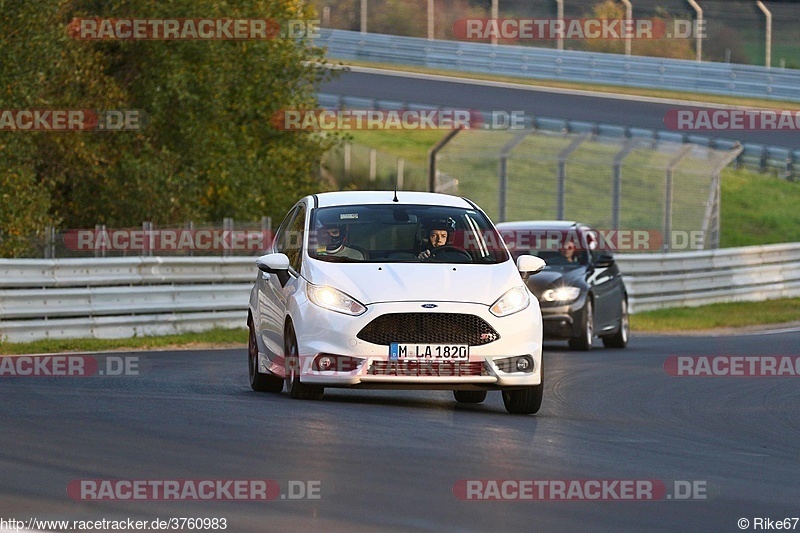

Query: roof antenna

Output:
[392, 188, 399, 202]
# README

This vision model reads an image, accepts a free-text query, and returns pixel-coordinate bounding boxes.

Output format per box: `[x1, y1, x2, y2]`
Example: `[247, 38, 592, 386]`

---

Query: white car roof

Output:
[312, 191, 474, 209]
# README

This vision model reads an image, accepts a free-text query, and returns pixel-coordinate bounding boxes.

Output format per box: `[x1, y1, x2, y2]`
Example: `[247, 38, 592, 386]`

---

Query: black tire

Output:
[249, 319, 284, 393]
[602, 297, 629, 349]
[453, 390, 487, 404]
[284, 322, 324, 400]
[568, 299, 594, 351]
[502, 360, 544, 415]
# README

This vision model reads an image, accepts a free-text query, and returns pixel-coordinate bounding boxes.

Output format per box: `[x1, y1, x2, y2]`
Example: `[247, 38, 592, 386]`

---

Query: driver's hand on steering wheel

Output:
[417, 249, 432, 260]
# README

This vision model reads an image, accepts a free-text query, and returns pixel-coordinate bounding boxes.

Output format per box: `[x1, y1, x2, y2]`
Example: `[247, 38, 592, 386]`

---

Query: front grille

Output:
[368, 361, 487, 377]
[357, 313, 499, 346]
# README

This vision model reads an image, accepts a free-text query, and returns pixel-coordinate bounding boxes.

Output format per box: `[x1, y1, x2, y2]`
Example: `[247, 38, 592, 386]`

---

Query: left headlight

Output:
[541, 286, 581, 303]
[490, 286, 530, 317]
[307, 284, 367, 316]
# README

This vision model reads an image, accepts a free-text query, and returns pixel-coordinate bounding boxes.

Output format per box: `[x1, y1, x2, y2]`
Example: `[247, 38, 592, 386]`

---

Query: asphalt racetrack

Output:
[320, 67, 800, 150]
[2, 330, 799, 532]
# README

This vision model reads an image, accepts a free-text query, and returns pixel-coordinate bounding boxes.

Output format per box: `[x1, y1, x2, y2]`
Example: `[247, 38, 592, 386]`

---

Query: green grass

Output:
[0, 327, 247, 355]
[720, 169, 800, 247]
[630, 298, 800, 331]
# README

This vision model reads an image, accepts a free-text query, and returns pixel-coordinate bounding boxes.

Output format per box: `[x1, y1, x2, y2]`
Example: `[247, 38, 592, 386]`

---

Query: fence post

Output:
[397, 157, 405, 190]
[497, 129, 531, 222]
[223, 217, 234, 257]
[369, 148, 377, 181]
[664, 145, 693, 252]
[427, 128, 462, 192]
[344, 142, 351, 178]
[556, 133, 589, 220]
[612, 140, 639, 231]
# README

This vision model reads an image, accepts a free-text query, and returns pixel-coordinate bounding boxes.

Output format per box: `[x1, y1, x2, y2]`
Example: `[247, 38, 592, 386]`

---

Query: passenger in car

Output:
[317, 222, 364, 260]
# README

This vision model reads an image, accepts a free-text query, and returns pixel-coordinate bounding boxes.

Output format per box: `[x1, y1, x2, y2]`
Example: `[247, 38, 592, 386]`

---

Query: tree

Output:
[0, 0, 334, 256]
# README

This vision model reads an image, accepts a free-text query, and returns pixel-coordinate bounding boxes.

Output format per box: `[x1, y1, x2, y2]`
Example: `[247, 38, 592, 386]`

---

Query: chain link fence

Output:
[433, 128, 741, 250]
[322, 141, 429, 191]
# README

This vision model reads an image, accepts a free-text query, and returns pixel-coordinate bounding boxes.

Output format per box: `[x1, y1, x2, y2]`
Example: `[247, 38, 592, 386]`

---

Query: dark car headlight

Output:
[541, 287, 581, 303]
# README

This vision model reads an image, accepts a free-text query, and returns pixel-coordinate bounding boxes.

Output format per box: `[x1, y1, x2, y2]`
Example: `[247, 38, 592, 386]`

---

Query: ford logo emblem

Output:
[421, 304, 438, 309]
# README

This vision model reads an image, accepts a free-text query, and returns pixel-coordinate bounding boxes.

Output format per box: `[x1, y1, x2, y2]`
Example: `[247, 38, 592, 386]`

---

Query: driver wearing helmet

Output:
[317, 217, 364, 260]
[417, 217, 456, 260]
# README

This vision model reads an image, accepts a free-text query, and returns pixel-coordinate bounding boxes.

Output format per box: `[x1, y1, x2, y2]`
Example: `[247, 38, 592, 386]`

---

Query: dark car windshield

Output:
[505, 228, 592, 267]
[308, 204, 509, 264]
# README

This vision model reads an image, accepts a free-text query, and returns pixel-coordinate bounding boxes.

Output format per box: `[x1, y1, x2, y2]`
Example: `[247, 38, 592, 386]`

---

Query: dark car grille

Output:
[356, 313, 500, 346]
[368, 361, 488, 377]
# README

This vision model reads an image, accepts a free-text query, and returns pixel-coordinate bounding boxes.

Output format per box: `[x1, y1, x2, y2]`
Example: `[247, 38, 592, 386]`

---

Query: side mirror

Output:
[594, 253, 615, 267]
[516, 255, 546, 280]
[256, 253, 291, 286]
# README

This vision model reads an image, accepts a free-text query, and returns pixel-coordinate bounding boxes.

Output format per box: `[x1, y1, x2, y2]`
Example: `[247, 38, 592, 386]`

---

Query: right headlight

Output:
[490, 286, 530, 317]
[541, 286, 581, 303]
[306, 284, 367, 316]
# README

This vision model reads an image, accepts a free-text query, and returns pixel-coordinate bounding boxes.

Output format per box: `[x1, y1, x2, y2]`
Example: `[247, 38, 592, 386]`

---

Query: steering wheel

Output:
[430, 245, 472, 262]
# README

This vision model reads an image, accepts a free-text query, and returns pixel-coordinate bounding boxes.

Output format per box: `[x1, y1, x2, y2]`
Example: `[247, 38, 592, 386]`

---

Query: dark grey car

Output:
[496, 221, 629, 350]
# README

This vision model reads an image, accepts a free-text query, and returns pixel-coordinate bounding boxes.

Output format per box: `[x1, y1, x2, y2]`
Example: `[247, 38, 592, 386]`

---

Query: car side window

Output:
[282, 204, 306, 273]
[272, 207, 298, 253]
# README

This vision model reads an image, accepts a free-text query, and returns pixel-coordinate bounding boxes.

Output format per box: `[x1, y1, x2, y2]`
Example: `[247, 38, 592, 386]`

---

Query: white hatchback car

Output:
[247, 191, 546, 414]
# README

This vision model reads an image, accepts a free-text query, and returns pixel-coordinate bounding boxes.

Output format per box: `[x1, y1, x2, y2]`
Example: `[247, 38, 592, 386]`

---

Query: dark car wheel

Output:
[249, 319, 284, 393]
[502, 360, 544, 415]
[453, 390, 488, 404]
[284, 322, 324, 400]
[602, 297, 629, 349]
[568, 299, 594, 351]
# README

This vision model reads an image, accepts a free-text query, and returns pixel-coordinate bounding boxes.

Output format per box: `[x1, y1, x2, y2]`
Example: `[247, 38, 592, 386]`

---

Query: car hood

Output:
[303, 260, 523, 306]
[525, 266, 587, 297]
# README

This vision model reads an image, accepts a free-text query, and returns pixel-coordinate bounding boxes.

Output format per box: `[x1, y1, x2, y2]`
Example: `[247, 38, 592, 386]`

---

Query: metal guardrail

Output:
[318, 29, 800, 103]
[617, 243, 800, 312]
[2, 246, 799, 342]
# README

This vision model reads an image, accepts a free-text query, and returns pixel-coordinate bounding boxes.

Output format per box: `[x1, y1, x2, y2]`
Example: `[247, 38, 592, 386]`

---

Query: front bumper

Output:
[277, 300, 543, 389]
[539, 295, 586, 339]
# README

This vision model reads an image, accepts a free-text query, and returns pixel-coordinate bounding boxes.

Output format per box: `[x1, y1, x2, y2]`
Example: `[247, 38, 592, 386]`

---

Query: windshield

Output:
[506, 228, 592, 267]
[308, 204, 509, 264]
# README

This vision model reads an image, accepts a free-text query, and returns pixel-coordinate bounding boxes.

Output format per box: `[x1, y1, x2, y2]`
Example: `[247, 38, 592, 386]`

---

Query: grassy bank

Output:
[0, 328, 247, 355]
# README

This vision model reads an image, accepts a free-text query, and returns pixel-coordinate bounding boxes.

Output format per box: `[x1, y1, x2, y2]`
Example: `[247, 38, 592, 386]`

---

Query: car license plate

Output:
[389, 343, 469, 361]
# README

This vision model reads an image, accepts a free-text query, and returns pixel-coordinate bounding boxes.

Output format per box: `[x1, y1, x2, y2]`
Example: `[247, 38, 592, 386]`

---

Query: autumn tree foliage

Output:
[1, 0, 333, 257]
